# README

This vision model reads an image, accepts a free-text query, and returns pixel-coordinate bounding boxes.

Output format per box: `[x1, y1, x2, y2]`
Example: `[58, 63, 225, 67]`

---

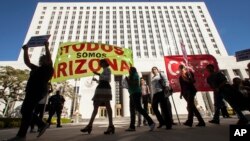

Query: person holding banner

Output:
[30, 82, 53, 133]
[80, 59, 115, 135]
[8, 42, 54, 140]
[178, 65, 205, 127]
[151, 67, 173, 130]
[125, 67, 155, 132]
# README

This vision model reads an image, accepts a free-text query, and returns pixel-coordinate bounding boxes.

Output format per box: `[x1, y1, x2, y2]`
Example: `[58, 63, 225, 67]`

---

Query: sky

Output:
[0, 0, 249, 61]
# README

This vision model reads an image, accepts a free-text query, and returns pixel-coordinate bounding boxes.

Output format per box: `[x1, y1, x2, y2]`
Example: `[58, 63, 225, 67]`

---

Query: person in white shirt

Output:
[151, 67, 172, 130]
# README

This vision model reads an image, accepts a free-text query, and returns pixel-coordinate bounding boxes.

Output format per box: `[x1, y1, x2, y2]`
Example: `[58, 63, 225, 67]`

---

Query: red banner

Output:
[164, 55, 219, 93]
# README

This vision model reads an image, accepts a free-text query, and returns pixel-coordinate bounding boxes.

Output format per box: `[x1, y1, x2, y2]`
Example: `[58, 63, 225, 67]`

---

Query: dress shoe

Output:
[80, 125, 92, 134]
[209, 120, 220, 124]
[104, 125, 115, 134]
[157, 123, 164, 128]
[196, 122, 206, 127]
[183, 122, 192, 127]
[125, 127, 136, 131]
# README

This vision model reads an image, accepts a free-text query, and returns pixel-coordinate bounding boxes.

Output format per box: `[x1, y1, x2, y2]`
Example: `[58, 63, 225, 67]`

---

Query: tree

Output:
[51, 81, 74, 99]
[0, 66, 29, 117]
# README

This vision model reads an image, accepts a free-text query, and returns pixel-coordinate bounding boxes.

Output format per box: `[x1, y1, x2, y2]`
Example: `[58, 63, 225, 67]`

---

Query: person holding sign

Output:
[8, 42, 54, 141]
[179, 65, 205, 127]
[80, 59, 115, 135]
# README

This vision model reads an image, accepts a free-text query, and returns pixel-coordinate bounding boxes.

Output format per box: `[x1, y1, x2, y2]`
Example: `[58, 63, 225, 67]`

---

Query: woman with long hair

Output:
[80, 59, 115, 134]
[179, 64, 205, 127]
[151, 67, 172, 130]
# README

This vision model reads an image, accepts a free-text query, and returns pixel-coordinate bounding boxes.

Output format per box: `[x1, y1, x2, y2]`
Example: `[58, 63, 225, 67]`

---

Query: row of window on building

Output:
[31, 5, 220, 59]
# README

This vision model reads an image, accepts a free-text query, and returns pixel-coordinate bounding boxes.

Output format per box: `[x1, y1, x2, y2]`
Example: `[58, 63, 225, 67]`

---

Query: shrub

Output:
[9, 121, 21, 128]
[0, 121, 4, 128]
[0, 118, 21, 128]
[45, 117, 71, 125]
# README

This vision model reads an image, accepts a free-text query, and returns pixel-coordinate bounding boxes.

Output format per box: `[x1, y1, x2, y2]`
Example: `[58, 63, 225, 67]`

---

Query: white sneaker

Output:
[149, 123, 155, 131]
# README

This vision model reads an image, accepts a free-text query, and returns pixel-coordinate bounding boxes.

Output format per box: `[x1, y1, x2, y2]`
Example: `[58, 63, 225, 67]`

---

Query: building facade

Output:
[1, 1, 249, 119]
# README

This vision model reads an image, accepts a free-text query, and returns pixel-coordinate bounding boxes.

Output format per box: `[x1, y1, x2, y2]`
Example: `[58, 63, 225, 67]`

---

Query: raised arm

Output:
[44, 41, 52, 65]
[22, 45, 32, 69]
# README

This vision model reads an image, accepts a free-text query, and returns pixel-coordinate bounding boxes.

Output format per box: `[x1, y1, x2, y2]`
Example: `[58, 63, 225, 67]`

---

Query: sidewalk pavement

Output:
[0, 115, 248, 141]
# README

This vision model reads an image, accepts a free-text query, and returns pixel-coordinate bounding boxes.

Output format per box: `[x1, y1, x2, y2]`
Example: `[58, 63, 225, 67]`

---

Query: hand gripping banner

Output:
[51, 42, 133, 82]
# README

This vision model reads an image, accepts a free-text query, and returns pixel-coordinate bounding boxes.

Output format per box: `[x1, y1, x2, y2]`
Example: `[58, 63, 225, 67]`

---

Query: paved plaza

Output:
[1, 115, 249, 141]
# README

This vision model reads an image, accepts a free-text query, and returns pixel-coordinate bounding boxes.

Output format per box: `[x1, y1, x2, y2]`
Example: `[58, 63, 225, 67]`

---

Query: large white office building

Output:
[1, 1, 249, 119]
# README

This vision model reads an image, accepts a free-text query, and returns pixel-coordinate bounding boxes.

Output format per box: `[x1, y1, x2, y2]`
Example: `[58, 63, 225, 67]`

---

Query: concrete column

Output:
[122, 88, 130, 117]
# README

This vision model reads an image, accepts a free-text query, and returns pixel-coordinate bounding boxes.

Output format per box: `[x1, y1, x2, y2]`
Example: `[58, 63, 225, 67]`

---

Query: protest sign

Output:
[26, 35, 51, 47]
[51, 42, 133, 82]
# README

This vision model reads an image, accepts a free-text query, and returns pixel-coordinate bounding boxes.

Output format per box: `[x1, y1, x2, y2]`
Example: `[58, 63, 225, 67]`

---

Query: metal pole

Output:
[170, 94, 181, 124]
[72, 79, 77, 121]
[162, 46, 180, 125]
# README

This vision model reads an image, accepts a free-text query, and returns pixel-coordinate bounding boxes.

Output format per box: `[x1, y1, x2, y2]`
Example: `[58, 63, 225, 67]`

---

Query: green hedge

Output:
[50, 117, 71, 125]
[0, 118, 21, 128]
[0, 117, 71, 129]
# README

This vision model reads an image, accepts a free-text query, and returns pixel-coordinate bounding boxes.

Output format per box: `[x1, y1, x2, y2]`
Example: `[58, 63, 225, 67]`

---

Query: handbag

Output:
[159, 73, 172, 98]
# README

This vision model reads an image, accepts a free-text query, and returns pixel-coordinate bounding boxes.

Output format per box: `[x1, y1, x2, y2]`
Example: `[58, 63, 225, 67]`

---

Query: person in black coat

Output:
[8, 42, 54, 140]
[179, 65, 205, 127]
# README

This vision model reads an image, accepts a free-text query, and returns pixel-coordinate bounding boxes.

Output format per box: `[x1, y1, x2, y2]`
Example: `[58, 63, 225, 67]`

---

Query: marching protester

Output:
[125, 67, 155, 132]
[139, 77, 151, 126]
[8, 42, 54, 140]
[151, 67, 173, 130]
[80, 59, 115, 134]
[205, 64, 248, 125]
[47, 89, 65, 128]
[179, 65, 205, 127]
[231, 77, 250, 105]
[206, 65, 231, 124]
[241, 62, 250, 96]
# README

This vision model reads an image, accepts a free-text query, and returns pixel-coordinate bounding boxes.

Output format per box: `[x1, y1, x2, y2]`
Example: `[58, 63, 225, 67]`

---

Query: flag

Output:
[180, 41, 188, 65]
[164, 55, 219, 92]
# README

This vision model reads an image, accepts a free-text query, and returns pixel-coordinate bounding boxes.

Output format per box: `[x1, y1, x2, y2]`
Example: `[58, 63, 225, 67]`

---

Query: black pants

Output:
[47, 106, 62, 126]
[220, 84, 248, 121]
[141, 95, 149, 123]
[30, 104, 46, 130]
[17, 94, 46, 137]
[212, 91, 224, 121]
[129, 92, 154, 129]
[152, 91, 172, 128]
[160, 96, 174, 123]
[183, 92, 204, 124]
